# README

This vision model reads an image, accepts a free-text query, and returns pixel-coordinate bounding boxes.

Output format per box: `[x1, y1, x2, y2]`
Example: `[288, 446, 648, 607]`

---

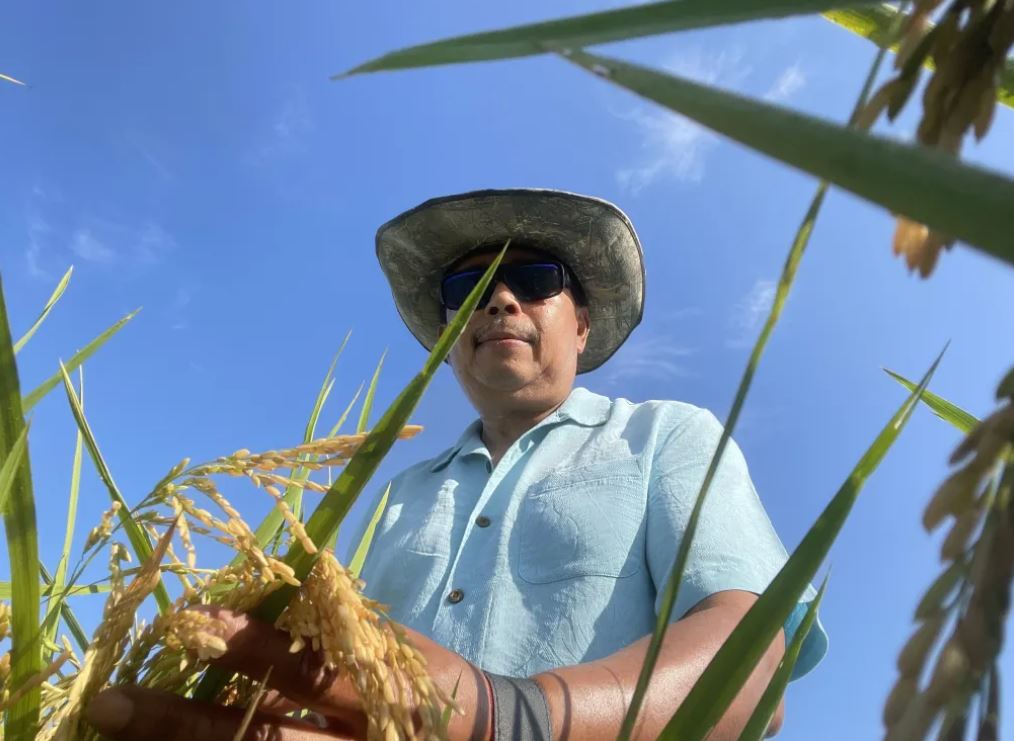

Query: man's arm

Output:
[532, 590, 785, 741]
[83, 592, 784, 740]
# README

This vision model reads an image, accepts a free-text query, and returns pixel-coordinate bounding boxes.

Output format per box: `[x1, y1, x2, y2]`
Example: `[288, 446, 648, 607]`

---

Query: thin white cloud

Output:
[135, 222, 176, 264]
[70, 228, 116, 263]
[727, 279, 776, 348]
[616, 48, 750, 194]
[763, 63, 806, 103]
[274, 97, 313, 141]
[248, 94, 314, 163]
[23, 186, 175, 276]
[138, 146, 172, 181]
[602, 333, 697, 384]
[168, 286, 193, 330]
[26, 211, 52, 279]
[124, 130, 173, 181]
[617, 110, 711, 192]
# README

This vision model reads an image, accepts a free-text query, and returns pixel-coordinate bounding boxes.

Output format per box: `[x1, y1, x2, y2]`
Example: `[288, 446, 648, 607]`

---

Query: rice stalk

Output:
[48, 523, 176, 740]
[884, 368, 1014, 740]
[857, 0, 1014, 276]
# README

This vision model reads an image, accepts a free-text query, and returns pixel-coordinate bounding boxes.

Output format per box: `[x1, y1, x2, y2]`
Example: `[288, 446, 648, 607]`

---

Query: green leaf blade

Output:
[243, 338, 352, 561]
[0, 276, 43, 740]
[738, 575, 829, 741]
[561, 49, 1014, 268]
[13, 267, 73, 355]
[342, 0, 885, 77]
[0, 427, 29, 516]
[44, 368, 86, 648]
[658, 348, 945, 741]
[884, 368, 979, 434]
[22, 308, 140, 413]
[348, 483, 390, 580]
[357, 350, 387, 434]
[57, 362, 171, 614]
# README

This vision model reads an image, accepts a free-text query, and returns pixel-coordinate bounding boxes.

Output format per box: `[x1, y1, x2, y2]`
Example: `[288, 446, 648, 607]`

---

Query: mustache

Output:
[473, 320, 538, 346]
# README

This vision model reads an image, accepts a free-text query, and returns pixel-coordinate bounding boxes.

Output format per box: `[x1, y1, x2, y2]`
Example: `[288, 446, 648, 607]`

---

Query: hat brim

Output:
[375, 188, 645, 373]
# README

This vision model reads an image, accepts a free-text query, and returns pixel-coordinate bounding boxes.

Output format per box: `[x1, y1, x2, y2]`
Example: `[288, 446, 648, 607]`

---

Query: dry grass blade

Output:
[0, 73, 25, 86]
[231, 666, 273, 741]
[0, 650, 72, 713]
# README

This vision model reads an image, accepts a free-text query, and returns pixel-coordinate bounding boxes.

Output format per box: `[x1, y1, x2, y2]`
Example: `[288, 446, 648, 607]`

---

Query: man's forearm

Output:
[531, 591, 786, 740]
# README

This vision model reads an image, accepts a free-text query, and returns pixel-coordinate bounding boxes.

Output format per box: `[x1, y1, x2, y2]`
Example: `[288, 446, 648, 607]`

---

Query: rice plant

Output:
[0, 248, 507, 740]
[2, 1, 1012, 740]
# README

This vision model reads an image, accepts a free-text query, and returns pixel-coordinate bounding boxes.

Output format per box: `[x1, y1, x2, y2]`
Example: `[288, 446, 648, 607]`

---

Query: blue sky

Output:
[3, 2, 1014, 738]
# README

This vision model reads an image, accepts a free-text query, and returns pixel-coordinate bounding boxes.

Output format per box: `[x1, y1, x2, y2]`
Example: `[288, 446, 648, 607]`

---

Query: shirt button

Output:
[447, 588, 464, 604]
[475, 515, 491, 528]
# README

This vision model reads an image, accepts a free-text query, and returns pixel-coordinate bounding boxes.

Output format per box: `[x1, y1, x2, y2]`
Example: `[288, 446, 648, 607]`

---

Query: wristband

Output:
[483, 672, 552, 741]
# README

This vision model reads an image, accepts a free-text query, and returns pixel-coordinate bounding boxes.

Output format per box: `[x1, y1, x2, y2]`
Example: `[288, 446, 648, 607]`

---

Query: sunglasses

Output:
[440, 262, 571, 312]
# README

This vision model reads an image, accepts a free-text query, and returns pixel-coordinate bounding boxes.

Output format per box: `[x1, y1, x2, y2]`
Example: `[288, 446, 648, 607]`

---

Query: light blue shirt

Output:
[352, 387, 828, 680]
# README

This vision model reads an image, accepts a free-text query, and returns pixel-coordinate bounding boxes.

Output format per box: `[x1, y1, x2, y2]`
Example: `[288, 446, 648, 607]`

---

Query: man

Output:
[86, 189, 826, 740]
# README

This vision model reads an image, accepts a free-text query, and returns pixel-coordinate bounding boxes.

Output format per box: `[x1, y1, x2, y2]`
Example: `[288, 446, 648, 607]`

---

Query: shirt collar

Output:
[428, 387, 611, 472]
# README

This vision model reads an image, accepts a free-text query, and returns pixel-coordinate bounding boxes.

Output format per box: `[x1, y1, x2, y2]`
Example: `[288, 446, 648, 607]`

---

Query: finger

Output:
[194, 607, 365, 727]
[85, 685, 347, 741]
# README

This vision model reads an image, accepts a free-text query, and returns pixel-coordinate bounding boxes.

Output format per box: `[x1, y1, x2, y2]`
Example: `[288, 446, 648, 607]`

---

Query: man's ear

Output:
[575, 306, 591, 353]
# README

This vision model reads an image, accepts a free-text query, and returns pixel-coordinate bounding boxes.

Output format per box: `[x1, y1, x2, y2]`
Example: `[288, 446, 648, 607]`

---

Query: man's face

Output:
[442, 247, 591, 402]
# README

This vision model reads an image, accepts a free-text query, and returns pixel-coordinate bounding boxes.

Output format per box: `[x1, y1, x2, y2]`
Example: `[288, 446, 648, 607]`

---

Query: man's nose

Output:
[485, 279, 521, 316]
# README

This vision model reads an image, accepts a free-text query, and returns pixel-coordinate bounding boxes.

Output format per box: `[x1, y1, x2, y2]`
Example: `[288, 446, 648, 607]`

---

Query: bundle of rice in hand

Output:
[24, 427, 455, 741]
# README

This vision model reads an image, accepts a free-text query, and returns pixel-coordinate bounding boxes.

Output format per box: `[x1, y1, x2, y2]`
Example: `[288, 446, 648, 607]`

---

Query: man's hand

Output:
[85, 607, 490, 741]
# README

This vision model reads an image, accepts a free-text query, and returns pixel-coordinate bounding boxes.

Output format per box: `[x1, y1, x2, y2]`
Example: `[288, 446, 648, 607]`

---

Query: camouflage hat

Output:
[375, 188, 645, 373]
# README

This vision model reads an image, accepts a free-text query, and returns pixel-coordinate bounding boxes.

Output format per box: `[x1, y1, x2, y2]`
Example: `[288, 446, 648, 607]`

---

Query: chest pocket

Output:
[381, 481, 460, 559]
[517, 458, 645, 584]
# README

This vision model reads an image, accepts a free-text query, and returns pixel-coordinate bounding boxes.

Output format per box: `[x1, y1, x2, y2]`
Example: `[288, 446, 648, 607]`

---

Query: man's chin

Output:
[471, 363, 536, 393]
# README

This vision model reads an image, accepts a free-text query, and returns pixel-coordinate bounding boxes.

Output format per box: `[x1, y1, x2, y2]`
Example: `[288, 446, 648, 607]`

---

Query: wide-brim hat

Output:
[375, 188, 645, 373]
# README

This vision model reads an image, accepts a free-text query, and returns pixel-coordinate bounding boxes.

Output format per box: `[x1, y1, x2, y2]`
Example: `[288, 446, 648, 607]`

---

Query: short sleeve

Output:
[647, 408, 828, 680]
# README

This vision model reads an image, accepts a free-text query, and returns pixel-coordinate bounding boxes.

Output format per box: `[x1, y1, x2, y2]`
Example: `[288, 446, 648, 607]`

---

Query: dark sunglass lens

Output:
[441, 270, 484, 310]
[508, 264, 564, 301]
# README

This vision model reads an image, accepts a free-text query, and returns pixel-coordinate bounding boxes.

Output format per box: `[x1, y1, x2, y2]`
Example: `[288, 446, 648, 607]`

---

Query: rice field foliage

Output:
[824, 4, 1014, 109]
[0, 249, 506, 739]
[1, 2, 1012, 740]
[882, 370, 1014, 741]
